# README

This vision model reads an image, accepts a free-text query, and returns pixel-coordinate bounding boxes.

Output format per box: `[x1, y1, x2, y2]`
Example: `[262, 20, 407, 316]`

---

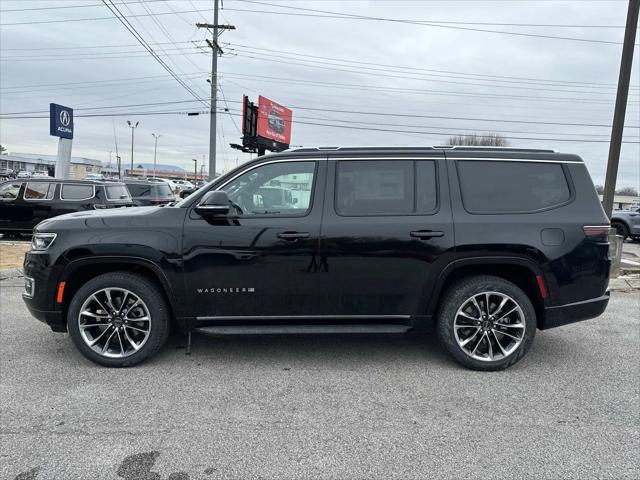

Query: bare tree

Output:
[615, 186, 639, 196]
[0, 145, 6, 155]
[447, 133, 510, 147]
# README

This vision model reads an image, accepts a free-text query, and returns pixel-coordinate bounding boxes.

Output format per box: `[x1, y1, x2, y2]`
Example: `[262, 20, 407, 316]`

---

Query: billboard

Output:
[49, 103, 73, 139]
[256, 96, 292, 145]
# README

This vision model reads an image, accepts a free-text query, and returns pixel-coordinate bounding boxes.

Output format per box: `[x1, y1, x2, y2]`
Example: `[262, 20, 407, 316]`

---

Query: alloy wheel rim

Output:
[78, 288, 151, 358]
[453, 291, 525, 362]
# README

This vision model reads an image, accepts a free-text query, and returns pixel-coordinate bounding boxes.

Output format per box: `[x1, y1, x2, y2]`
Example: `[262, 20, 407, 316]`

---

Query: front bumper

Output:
[539, 290, 610, 329]
[23, 301, 66, 332]
[22, 251, 66, 332]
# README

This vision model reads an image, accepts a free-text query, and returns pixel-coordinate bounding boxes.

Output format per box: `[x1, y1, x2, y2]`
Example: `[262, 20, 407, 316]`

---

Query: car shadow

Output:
[152, 329, 457, 369]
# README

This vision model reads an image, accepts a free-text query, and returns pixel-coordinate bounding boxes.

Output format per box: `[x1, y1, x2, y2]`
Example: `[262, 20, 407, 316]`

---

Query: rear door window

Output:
[335, 160, 438, 216]
[60, 184, 94, 200]
[24, 182, 55, 200]
[457, 160, 571, 213]
[336, 160, 414, 216]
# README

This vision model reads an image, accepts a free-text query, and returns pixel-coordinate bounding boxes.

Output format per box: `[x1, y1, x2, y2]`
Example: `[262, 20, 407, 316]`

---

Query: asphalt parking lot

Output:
[0, 280, 638, 480]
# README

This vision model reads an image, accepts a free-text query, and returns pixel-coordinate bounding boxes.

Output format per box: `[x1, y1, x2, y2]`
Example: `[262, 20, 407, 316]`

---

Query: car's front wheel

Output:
[436, 275, 536, 371]
[67, 272, 170, 367]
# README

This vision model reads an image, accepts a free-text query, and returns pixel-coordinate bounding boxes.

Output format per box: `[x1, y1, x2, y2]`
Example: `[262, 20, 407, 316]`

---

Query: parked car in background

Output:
[0, 179, 132, 236]
[173, 179, 194, 191]
[123, 179, 175, 206]
[22, 146, 611, 370]
[611, 207, 640, 241]
[148, 177, 181, 194]
[84, 173, 104, 181]
[16, 170, 32, 179]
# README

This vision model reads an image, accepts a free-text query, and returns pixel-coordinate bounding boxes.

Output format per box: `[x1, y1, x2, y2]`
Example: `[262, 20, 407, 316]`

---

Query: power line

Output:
[231, 0, 625, 45]
[223, 42, 638, 90]
[3, 97, 639, 129]
[0, 1, 625, 45]
[0, 0, 167, 13]
[227, 54, 635, 105]
[100, 0, 207, 107]
[224, 47, 636, 96]
[3, 108, 638, 144]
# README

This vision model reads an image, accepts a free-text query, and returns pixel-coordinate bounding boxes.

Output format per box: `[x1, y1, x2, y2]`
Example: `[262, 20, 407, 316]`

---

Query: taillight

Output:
[583, 225, 610, 242]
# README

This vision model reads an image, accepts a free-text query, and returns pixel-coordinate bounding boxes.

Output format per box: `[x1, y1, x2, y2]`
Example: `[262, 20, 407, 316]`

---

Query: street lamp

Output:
[126, 120, 139, 174]
[192, 158, 198, 183]
[151, 133, 162, 178]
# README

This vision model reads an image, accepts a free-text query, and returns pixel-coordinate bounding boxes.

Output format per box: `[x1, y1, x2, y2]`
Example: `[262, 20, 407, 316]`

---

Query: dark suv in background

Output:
[0, 179, 132, 236]
[123, 179, 175, 206]
[22, 147, 610, 370]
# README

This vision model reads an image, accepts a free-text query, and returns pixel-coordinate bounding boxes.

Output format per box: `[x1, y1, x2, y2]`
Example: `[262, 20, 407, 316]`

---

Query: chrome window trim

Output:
[59, 184, 96, 201]
[333, 157, 440, 217]
[331, 156, 579, 164]
[450, 157, 581, 164]
[23, 182, 55, 202]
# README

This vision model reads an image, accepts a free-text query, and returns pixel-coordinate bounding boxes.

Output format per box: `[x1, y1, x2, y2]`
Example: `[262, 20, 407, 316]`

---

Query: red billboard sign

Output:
[256, 95, 292, 145]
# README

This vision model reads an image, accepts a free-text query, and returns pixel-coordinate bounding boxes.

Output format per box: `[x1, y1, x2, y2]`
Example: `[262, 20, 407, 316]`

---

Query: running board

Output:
[195, 324, 411, 335]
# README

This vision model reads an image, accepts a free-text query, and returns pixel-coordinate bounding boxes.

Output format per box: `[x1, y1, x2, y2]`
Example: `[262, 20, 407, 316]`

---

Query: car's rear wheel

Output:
[67, 272, 170, 367]
[612, 221, 629, 240]
[437, 275, 536, 371]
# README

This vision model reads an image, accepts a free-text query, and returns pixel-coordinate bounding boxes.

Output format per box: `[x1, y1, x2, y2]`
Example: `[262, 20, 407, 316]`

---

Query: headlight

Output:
[31, 233, 57, 251]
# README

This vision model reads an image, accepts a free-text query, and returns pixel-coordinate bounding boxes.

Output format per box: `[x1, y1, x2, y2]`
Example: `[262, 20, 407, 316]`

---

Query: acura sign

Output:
[50, 103, 73, 139]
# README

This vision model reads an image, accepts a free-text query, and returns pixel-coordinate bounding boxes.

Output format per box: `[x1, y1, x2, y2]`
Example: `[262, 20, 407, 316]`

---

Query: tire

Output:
[67, 272, 170, 367]
[436, 275, 536, 371]
[612, 221, 629, 240]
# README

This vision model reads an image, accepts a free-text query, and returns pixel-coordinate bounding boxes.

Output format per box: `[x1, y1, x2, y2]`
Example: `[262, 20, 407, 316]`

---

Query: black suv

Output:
[0, 178, 132, 236]
[22, 147, 611, 370]
[123, 179, 175, 206]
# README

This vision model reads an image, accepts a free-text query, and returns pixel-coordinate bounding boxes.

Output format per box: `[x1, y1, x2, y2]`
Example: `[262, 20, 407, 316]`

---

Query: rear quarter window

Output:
[457, 160, 572, 213]
[105, 185, 131, 201]
[153, 184, 174, 198]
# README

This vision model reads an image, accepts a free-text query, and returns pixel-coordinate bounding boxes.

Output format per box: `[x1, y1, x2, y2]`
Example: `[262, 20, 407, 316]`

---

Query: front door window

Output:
[222, 161, 316, 216]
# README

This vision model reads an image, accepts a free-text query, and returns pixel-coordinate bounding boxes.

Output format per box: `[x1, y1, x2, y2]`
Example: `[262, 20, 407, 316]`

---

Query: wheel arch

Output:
[426, 257, 546, 328]
[59, 256, 178, 329]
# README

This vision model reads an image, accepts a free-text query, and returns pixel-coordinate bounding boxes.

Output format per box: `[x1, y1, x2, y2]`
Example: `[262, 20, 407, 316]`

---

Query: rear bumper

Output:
[539, 290, 610, 329]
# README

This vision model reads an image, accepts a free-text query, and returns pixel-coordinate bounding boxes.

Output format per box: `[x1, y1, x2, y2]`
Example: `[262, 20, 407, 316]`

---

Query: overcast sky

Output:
[0, 0, 638, 186]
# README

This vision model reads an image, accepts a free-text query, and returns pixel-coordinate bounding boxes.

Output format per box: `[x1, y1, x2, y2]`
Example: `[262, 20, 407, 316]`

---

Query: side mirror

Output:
[195, 190, 229, 216]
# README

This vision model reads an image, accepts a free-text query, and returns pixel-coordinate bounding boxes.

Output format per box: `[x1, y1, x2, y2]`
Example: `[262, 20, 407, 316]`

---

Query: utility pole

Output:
[197, 1, 235, 182]
[192, 158, 198, 182]
[603, 0, 639, 217]
[152, 133, 162, 178]
[127, 120, 139, 175]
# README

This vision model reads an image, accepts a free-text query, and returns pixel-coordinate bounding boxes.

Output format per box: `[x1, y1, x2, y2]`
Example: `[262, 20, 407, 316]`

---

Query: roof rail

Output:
[288, 145, 557, 153]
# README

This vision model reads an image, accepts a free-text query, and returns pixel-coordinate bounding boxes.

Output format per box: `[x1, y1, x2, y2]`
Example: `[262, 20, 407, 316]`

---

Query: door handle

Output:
[277, 231, 310, 240]
[410, 230, 444, 239]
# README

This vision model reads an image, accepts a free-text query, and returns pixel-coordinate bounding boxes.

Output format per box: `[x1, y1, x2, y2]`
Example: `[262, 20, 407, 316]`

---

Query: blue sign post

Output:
[49, 103, 74, 178]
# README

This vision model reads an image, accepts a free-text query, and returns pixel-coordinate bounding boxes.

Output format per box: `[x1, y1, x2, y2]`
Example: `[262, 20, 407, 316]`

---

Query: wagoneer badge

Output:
[197, 287, 255, 294]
